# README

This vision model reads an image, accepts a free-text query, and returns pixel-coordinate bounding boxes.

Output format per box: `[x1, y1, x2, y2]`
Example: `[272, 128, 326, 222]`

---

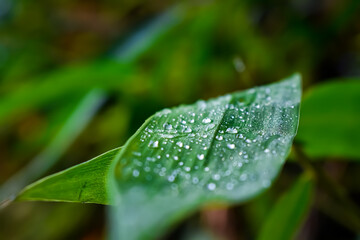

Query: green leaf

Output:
[257, 174, 314, 240]
[110, 74, 301, 239]
[16, 148, 120, 204]
[15, 74, 301, 240]
[296, 79, 360, 159]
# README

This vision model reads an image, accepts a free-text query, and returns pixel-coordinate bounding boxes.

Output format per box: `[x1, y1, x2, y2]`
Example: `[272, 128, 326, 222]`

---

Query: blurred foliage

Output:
[257, 174, 314, 240]
[297, 79, 360, 159]
[1, 0, 360, 239]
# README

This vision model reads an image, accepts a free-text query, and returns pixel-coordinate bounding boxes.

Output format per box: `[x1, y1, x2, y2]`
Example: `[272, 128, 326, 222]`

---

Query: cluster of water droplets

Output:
[115, 78, 300, 200]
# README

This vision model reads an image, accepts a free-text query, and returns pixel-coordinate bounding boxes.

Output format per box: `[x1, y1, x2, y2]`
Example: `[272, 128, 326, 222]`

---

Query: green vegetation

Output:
[1, 1, 360, 240]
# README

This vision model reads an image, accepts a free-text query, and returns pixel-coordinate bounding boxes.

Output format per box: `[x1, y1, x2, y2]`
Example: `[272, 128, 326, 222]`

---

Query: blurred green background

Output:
[0, 0, 359, 239]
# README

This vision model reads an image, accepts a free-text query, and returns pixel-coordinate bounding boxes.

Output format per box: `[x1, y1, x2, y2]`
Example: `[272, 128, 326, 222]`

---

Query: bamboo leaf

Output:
[15, 74, 301, 240]
[110, 74, 301, 239]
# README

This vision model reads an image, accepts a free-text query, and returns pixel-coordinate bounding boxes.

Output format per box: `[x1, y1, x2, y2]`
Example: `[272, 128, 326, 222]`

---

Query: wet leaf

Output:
[16, 148, 120, 204]
[257, 175, 314, 240]
[15, 74, 301, 240]
[297, 79, 360, 159]
[110, 74, 301, 239]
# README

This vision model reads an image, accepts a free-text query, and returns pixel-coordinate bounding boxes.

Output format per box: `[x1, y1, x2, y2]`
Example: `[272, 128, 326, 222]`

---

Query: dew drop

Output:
[133, 169, 140, 177]
[184, 127, 192, 133]
[206, 123, 216, 130]
[168, 175, 175, 182]
[176, 142, 183, 148]
[240, 173, 247, 181]
[216, 135, 223, 141]
[237, 134, 244, 139]
[149, 140, 159, 148]
[146, 157, 155, 162]
[163, 122, 173, 130]
[162, 109, 172, 115]
[160, 134, 174, 139]
[226, 182, 234, 190]
[227, 143, 236, 149]
[226, 127, 238, 134]
[133, 152, 141, 156]
[197, 154, 205, 160]
[207, 183, 216, 191]
[213, 174, 221, 180]
[202, 118, 212, 124]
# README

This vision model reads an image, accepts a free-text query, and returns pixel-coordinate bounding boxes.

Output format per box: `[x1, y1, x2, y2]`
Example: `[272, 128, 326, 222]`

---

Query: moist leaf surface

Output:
[111, 74, 301, 239]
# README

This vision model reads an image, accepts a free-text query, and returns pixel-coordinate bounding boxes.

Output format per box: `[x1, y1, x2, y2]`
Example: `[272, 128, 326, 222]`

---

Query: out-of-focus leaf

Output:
[110, 74, 301, 240]
[0, 89, 106, 203]
[113, 5, 183, 62]
[0, 61, 134, 125]
[16, 148, 120, 204]
[296, 79, 360, 159]
[257, 174, 314, 240]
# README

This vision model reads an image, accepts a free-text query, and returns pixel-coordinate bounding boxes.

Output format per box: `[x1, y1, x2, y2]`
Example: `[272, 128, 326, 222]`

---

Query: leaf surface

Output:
[297, 79, 360, 159]
[110, 74, 301, 239]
